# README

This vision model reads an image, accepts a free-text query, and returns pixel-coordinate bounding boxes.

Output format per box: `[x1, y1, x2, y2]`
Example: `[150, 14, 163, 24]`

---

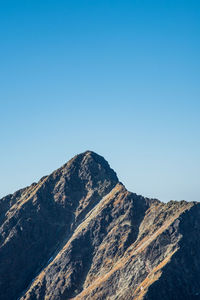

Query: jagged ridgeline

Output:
[0, 151, 200, 300]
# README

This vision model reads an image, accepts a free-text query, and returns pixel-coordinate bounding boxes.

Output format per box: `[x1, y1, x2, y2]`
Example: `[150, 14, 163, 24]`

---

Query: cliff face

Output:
[0, 151, 199, 300]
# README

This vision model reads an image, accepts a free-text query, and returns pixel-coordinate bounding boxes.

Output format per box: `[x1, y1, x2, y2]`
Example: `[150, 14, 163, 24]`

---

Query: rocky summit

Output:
[0, 151, 200, 300]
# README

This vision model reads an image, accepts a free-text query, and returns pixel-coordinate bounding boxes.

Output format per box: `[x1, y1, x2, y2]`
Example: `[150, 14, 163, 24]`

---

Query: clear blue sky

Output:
[1, 0, 200, 202]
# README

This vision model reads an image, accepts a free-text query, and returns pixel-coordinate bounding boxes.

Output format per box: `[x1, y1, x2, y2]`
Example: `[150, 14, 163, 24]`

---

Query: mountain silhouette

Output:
[0, 151, 200, 300]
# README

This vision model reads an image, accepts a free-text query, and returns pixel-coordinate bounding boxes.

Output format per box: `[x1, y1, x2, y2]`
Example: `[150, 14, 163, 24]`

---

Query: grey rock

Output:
[0, 151, 199, 300]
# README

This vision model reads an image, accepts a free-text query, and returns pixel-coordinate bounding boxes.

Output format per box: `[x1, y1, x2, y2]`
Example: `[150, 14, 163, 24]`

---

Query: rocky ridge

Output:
[0, 151, 199, 300]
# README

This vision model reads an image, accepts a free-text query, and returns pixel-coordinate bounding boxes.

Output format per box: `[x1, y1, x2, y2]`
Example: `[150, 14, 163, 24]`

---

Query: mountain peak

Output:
[65, 150, 112, 168]
[0, 152, 200, 300]
[56, 150, 119, 193]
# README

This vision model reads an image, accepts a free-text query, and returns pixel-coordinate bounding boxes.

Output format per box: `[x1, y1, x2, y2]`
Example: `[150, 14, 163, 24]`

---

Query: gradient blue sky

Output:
[1, 0, 200, 201]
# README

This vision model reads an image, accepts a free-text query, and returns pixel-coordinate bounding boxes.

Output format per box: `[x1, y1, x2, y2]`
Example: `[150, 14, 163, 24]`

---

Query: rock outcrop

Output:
[0, 151, 199, 300]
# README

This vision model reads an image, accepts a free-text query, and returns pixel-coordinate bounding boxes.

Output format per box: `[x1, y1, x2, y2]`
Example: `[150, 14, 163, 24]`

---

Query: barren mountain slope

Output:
[0, 151, 200, 300]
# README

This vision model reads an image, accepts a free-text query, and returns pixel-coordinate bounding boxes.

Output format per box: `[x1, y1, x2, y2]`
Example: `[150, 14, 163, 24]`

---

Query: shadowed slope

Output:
[0, 151, 118, 300]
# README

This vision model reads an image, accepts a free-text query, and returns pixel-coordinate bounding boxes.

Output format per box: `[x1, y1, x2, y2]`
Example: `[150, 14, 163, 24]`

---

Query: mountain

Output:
[0, 151, 200, 300]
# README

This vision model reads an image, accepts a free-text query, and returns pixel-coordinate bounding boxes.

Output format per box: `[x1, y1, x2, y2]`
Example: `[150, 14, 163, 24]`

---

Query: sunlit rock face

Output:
[0, 151, 199, 300]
